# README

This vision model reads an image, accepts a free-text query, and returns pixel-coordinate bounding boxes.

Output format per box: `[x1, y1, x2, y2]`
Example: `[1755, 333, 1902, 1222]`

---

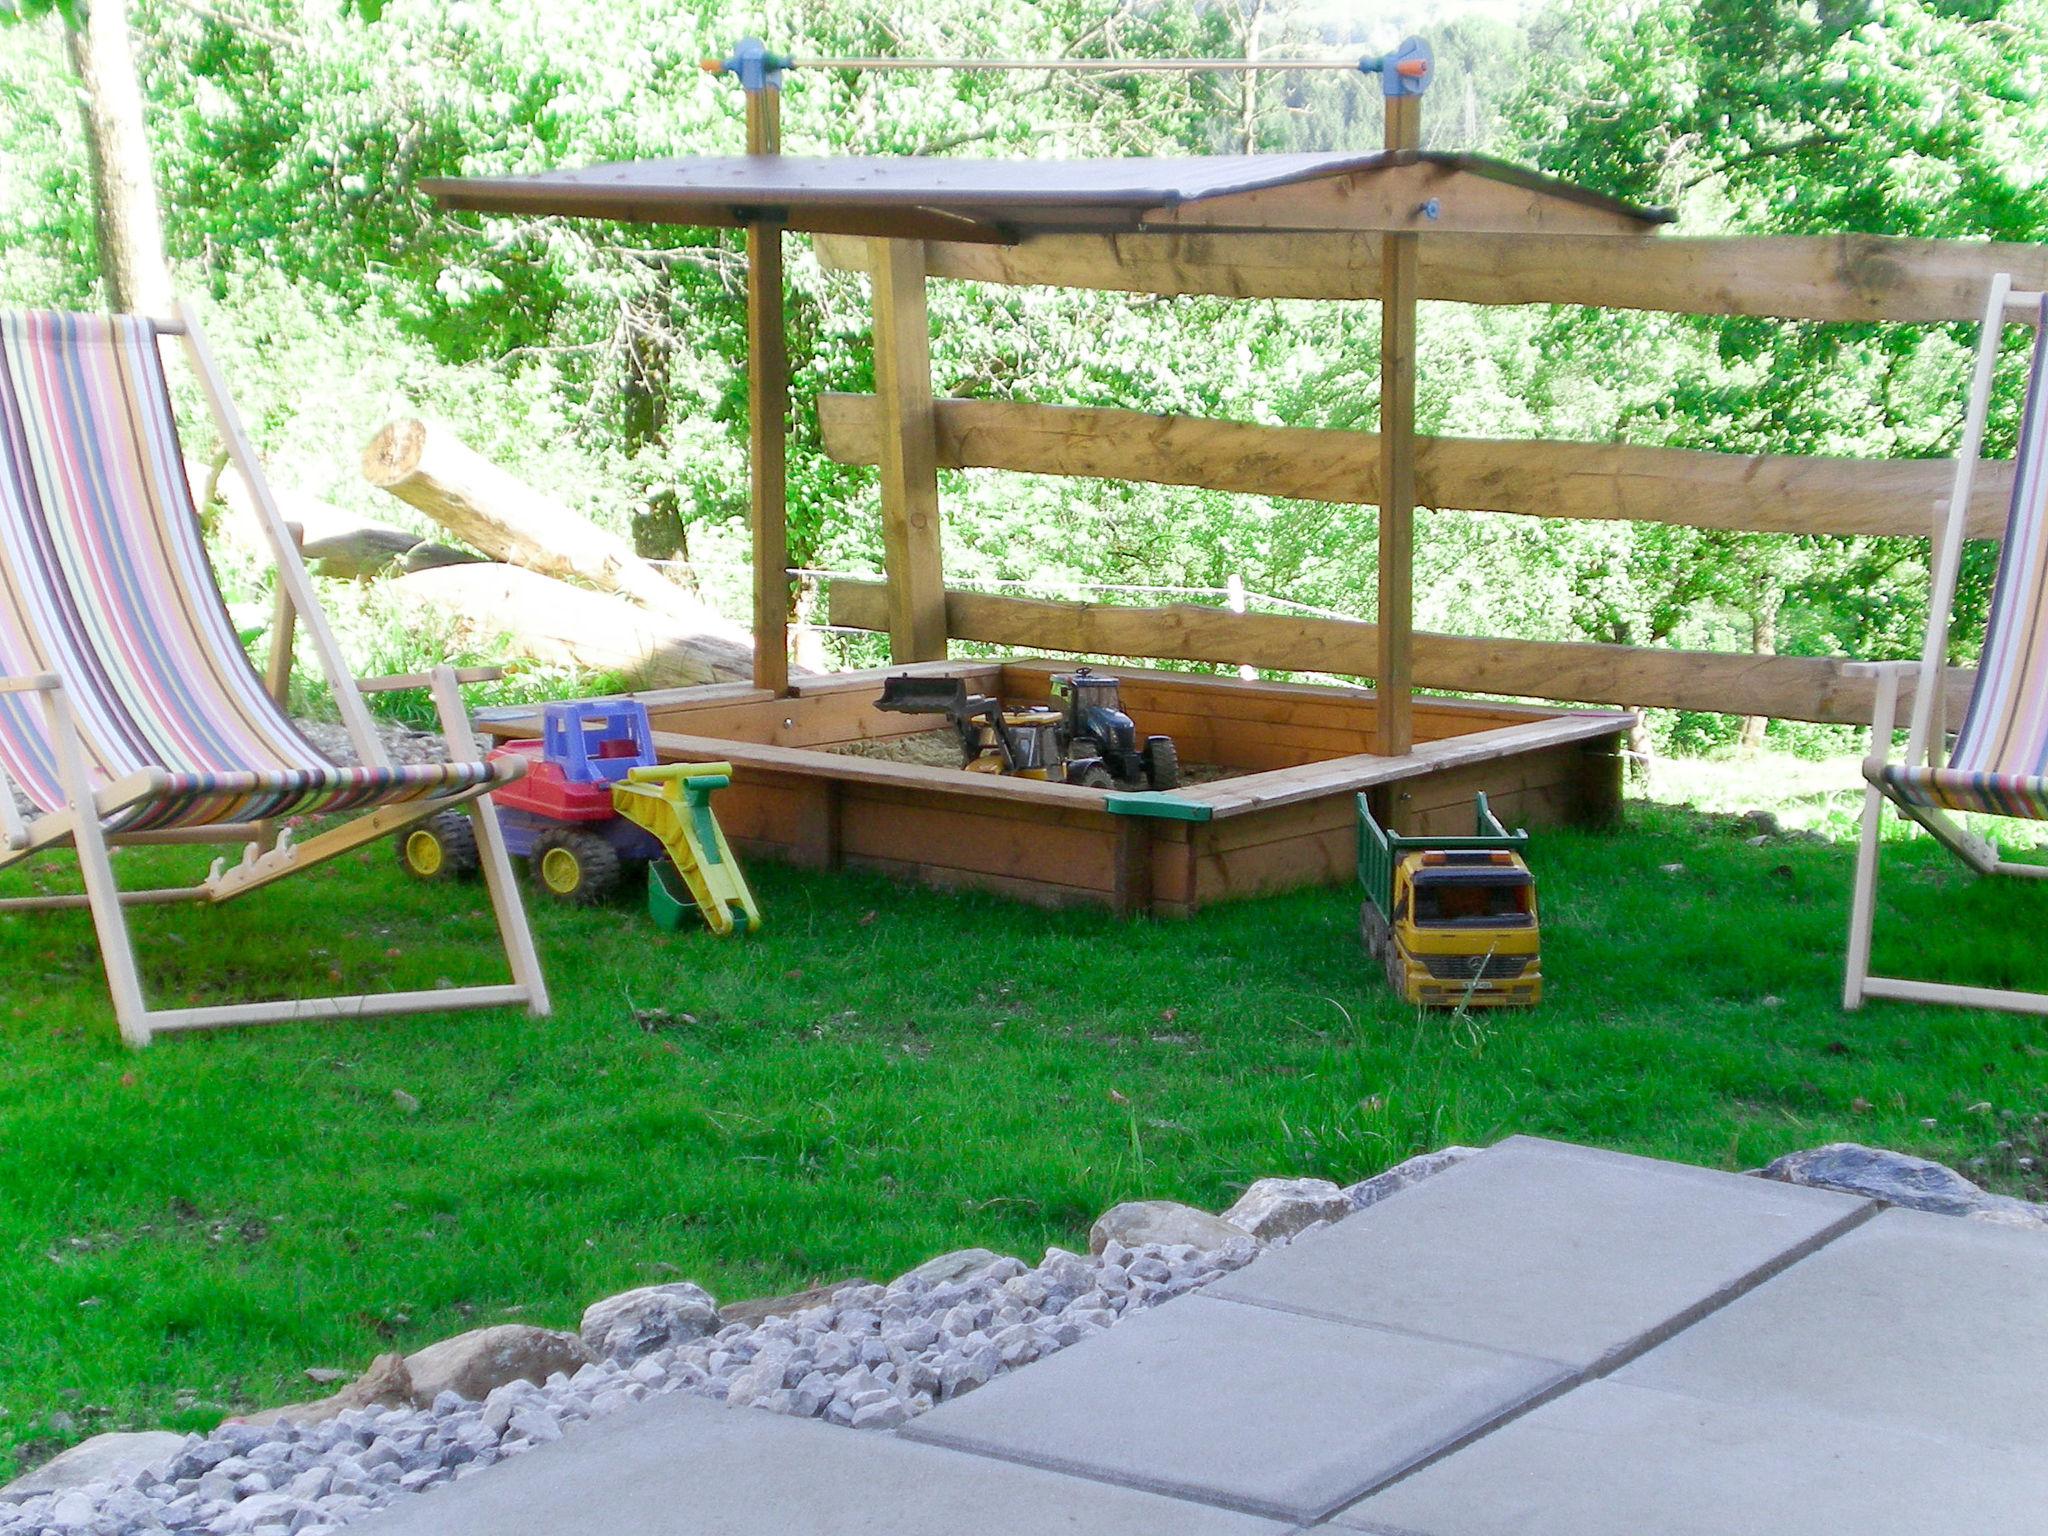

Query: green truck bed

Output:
[1356, 791, 1530, 918]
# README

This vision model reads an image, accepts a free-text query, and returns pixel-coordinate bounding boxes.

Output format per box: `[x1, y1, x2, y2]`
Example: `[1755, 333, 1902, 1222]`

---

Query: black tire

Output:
[1144, 735, 1181, 791]
[1359, 899, 1388, 958]
[1386, 939, 1411, 999]
[394, 813, 480, 882]
[531, 827, 623, 905]
[1072, 761, 1116, 789]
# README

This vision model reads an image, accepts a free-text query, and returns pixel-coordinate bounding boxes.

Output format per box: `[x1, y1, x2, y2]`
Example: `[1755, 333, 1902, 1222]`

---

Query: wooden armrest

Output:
[0, 672, 61, 696]
[1840, 661, 1919, 680]
[357, 665, 506, 695]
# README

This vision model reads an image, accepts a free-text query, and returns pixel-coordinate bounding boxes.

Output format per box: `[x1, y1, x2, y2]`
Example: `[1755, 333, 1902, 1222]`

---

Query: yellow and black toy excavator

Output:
[875, 670, 1179, 790]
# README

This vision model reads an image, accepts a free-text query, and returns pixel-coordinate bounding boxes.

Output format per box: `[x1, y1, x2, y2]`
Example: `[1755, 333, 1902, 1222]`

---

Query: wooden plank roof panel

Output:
[424, 151, 1671, 242]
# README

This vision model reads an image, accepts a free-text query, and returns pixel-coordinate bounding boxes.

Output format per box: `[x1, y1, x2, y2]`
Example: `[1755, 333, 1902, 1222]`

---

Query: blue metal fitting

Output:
[1420, 198, 1441, 220]
[721, 36, 789, 93]
[1358, 35, 1434, 97]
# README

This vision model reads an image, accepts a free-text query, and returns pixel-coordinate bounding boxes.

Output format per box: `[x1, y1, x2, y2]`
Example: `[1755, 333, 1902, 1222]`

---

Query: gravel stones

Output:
[900, 1248, 1008, 1287]
[1760, 1143, 2048, 1228]
[579, 1283, 721, 1365]
[0, 1432, 185, 1502]
[1222, 1178, 1353, 1243]
[1343, 1146, 1481, 1211]
[235, 1352, 415, 1430]
[1088, 1200, 1249, 1254]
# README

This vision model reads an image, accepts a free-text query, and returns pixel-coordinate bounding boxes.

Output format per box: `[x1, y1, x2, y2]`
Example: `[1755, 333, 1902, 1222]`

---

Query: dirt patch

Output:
[822, 728, 1248, 785]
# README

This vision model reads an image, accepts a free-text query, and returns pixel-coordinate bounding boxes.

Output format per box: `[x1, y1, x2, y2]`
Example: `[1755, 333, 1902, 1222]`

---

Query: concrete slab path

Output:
[352, 1389, 1292, 1536]
[898, 1293, 1565, 1522]
[354, 1136, 2048, 1536]
[1204, 1136, 1868, 1373]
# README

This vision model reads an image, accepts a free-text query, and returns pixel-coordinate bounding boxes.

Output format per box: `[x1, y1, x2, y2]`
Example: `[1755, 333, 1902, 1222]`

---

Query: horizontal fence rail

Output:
[816, 230, 2048, 324]
[818, 393, 2012, 540]
[827, 579, 1976, 726]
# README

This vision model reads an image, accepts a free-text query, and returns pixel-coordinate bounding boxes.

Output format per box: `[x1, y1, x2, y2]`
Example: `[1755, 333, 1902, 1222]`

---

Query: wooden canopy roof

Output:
[424, 150, 1673, 244]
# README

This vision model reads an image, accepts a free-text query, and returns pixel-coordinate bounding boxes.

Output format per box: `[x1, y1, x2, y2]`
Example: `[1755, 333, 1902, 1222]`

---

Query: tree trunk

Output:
[64, 0, 174, 315]
[1235, 0, 1266, 154]
[363, 417, 698, 621]
[1738, 594, 1779, 752]
[386, 563, 753, 690]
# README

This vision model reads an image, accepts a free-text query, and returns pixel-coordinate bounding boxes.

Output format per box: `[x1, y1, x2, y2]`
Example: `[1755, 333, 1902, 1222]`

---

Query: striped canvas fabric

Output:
[0, 311, 503, 832]
[1880, 294, 2048, 819]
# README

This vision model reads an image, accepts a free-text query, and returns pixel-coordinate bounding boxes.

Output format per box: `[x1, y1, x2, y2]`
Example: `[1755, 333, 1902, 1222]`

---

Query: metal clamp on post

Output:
[1358, 35, 1434, 97]
[702, 36, 791, 98]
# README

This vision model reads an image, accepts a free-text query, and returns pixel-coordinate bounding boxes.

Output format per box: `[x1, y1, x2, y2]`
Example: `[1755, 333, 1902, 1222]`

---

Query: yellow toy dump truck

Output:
[1357, 793, 1541, 1007]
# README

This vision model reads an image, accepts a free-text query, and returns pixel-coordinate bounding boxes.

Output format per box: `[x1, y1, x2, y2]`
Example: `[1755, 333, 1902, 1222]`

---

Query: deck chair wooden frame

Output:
[1846, 271, 2048, 1015]
[0, 304, 549, 1045]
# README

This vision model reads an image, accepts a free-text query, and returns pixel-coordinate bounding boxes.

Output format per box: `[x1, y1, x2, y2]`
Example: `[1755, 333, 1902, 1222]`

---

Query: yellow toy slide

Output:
[611, 763, 762, 937]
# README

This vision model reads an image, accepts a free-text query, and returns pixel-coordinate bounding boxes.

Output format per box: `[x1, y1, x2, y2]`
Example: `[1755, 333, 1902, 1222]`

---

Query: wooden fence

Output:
[827, 579, 1974, 727]
[815, 227, 2045, 722]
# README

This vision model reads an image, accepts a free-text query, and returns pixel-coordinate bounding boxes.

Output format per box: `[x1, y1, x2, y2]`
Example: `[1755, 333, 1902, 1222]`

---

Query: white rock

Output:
[579, 1283, 721, 1364]
[1221, 1177, 1353, 1242]
[1087, 1200, 1248, 1254]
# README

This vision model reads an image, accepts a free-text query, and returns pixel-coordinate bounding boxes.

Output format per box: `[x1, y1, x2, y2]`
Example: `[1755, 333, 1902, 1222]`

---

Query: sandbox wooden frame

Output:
[483, 660, 1627, 917]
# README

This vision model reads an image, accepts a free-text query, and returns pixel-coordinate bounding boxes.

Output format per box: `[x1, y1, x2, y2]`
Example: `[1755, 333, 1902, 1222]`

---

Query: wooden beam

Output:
[1140, 159, 1653, 238]
[817, 393, 2014, 540]
[1376, 90, 1421, 757]
[869, 239, 948, 661]
[746, 86, 791, 696]
[826, 579, 1977, 727]
[814, 229, 2048, 324]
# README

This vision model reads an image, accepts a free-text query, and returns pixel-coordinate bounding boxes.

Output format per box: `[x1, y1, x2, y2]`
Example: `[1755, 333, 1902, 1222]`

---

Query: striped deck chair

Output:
[1846, 271, 2048, 1014]
[0, 306, 549, 1045]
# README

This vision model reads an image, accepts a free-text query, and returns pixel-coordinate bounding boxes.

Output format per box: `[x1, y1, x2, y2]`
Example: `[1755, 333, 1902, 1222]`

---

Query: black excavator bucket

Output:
[874, 675, 974, 716]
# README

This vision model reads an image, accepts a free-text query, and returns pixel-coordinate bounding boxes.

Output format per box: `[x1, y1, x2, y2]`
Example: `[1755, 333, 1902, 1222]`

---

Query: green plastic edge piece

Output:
[1101, 793, 1213, 822]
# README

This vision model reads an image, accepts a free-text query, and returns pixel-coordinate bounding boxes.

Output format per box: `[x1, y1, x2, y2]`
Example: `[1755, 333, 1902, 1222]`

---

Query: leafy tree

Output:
[4, 0, 172, 311]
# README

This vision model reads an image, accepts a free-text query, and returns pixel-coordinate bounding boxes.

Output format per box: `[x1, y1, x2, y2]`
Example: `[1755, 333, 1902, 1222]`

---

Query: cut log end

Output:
[362, 417, 429, 488]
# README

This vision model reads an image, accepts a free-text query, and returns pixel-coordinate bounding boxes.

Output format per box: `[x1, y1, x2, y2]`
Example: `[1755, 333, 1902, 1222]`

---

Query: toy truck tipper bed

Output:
[1357, 793, 1541, 1007]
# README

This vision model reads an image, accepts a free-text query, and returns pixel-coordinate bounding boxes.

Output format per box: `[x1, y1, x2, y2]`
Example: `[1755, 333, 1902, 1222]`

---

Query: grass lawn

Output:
[4, 786, 2047, 1473]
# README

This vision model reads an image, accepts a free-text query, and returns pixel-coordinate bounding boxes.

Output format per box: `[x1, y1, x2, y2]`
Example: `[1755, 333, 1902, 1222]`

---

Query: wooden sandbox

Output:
[483, 661, 1629, 917]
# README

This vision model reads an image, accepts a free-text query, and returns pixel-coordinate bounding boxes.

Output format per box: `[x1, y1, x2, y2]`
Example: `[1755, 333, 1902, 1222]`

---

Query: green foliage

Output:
[1, 0, 2044, 756]
[1507, 0, 2048, 717]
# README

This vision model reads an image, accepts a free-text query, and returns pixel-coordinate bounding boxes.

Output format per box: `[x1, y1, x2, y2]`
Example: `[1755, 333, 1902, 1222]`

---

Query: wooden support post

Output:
[1376, 89, 1421, 758]
[265, 523, 302, 711]
[745, 82, 791, 695]
[792, 777, 843, 871]
[871, 239, 948, 662]
[1112, 817, 1154, 918]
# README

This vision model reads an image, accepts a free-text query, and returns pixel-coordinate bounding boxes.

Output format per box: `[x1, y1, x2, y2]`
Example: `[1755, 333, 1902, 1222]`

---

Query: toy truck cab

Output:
[1357, 793, 1542, 1007]
[487, 701, 667, 902]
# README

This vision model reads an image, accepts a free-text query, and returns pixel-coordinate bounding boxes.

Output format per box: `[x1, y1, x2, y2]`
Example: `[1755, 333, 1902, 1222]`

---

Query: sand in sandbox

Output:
[823, 728, 1247, 785]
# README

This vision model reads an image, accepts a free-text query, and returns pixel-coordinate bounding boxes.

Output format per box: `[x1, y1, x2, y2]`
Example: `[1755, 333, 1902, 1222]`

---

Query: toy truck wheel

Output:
[1144, 735, 1180, 791]
[1360, 899, 1389, 959]
[531, 828, 623, 904]
[1072, 761, 1116, 789]
[395, 813, 480, 882]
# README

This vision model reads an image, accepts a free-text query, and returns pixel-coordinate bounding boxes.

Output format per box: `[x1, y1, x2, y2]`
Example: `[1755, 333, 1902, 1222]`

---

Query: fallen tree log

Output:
[300, 527, 429, 581]
[398, 541, 482, 575]
[364, 418, 697, 620]
[214, 461, 371, 551]
[386, 563, 753, 689]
